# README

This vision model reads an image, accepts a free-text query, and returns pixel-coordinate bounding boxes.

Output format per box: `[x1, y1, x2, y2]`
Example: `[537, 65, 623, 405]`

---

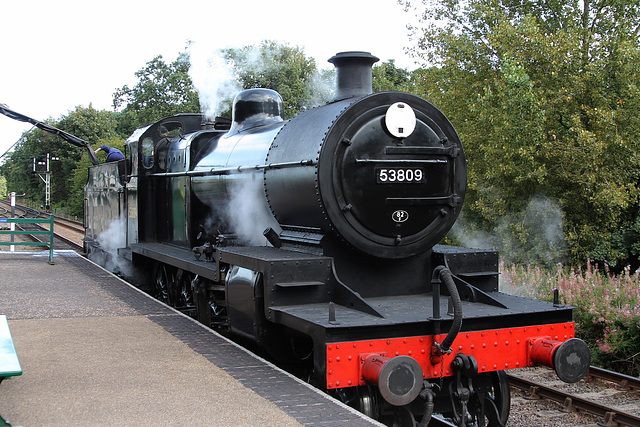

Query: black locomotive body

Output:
[83, 52, 589, 426]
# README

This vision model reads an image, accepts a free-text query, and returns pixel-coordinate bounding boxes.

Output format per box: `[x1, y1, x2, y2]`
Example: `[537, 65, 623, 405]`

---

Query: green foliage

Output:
[0, 175, 6, 197]
[501, 259, 640, 376]
[224, 41, 333, 118]
[113, 52, 201, 132]
[372, 60, 414, 92]
[405, 0, 640, 268]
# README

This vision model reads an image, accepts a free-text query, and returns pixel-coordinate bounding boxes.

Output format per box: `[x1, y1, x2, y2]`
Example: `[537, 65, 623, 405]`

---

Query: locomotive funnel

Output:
[328, 51, 379, 101]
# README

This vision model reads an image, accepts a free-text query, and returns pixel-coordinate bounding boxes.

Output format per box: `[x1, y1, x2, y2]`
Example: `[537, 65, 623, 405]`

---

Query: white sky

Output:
[0, 0, 423, 158]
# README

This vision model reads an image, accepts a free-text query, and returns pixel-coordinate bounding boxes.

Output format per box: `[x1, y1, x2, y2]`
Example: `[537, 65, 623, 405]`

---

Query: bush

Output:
[500, 259, 640, 376]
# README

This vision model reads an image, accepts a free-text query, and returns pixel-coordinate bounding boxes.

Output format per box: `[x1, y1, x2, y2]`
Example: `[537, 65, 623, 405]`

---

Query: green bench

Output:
[0, 315, 21, 427]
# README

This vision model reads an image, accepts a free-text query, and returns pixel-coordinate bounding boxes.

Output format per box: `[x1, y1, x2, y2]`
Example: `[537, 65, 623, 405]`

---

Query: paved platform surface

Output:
[0, 251, 381, 426]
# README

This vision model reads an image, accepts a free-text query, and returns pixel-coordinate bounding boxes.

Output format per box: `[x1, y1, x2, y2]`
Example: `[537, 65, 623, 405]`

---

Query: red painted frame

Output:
[325, 322, 575, 389]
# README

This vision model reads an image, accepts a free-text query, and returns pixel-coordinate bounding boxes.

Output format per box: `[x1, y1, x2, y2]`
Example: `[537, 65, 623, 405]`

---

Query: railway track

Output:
[508, 366, 640, 426]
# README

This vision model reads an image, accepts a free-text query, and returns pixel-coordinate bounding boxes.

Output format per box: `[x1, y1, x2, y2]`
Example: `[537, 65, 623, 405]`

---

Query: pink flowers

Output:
[500, 258, 640, 359]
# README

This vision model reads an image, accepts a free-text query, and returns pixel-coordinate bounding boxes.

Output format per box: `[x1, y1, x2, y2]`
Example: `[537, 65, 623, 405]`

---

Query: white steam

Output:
[188, 42, 242, 119]
[188, 41, 335, 119]
[91, 217, 132, 277]
[450, 195, 568, 268]
[226, 175, 278, 245]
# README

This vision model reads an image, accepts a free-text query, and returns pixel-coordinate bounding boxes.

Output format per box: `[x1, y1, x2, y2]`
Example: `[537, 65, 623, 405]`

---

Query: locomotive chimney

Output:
[328, 51, 379, 101]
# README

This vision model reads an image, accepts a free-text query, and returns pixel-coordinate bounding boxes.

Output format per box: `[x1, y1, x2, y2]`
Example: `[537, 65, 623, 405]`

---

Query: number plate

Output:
[376, 168, 425, 184]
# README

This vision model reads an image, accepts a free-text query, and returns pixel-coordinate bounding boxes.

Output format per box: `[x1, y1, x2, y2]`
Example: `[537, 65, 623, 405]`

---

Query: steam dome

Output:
[228, 88, 284, 134]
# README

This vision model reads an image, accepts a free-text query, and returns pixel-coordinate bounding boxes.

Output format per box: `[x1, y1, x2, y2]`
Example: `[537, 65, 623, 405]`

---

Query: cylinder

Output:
[361, 355, 423, 406]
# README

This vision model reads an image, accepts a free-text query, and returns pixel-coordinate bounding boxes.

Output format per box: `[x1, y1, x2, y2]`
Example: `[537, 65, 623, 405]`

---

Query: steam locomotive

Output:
[5, 51, 590, 426]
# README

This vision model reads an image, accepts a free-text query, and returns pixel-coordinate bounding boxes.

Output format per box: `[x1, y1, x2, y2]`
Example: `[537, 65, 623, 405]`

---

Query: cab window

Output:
[142, 137, 154, 169]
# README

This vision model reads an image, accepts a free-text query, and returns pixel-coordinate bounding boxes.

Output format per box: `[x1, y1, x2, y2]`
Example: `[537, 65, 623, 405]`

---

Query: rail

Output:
[0, 215, 55, 264]
[507, 369, 640, 426]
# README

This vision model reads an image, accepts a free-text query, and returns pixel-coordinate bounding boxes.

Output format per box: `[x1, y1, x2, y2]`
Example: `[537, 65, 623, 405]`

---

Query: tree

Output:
[113, 52, 200, 132]
[404, 0, 640, 268]
[372, 60, 414, 92]
[224, 41, 332, 118]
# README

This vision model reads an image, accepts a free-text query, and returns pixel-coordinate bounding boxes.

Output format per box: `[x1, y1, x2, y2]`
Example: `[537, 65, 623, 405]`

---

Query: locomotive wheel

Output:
[485, 371, 510, 426]
[152, 263, 170, 304]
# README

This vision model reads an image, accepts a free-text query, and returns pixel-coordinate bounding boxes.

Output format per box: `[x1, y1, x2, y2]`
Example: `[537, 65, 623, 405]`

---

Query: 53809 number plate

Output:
[376, 168, 425, 184]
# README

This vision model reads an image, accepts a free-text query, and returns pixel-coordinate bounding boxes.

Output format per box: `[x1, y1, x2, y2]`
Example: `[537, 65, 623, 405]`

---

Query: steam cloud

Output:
[188, 41, 335, 120]
[187, 42, 242, 119]
[90, 217, 132, 277]
[450, 195, 568, 268]
[227, 176, 279, 246]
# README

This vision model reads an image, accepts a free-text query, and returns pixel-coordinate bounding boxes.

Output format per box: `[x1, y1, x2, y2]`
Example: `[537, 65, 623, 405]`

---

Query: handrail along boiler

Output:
[22, 51, 591, 426]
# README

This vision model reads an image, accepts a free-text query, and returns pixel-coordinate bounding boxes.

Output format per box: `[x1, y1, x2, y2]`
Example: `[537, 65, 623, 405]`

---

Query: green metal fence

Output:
[0, 215, 55, 264]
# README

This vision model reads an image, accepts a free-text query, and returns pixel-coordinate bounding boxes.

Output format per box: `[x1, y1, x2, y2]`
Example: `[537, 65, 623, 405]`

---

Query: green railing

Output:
[0, 215, 55, 264]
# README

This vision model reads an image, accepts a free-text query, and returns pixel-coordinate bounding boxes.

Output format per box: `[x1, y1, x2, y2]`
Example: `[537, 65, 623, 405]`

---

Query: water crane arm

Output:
[0, 104, 100, 165]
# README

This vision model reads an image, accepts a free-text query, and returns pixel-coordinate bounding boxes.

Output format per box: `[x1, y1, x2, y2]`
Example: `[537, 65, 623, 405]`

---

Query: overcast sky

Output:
[0, 0, 423, 158]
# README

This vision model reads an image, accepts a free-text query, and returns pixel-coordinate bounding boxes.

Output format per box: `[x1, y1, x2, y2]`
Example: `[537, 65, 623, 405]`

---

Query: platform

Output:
[0, 251, 381, 426]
